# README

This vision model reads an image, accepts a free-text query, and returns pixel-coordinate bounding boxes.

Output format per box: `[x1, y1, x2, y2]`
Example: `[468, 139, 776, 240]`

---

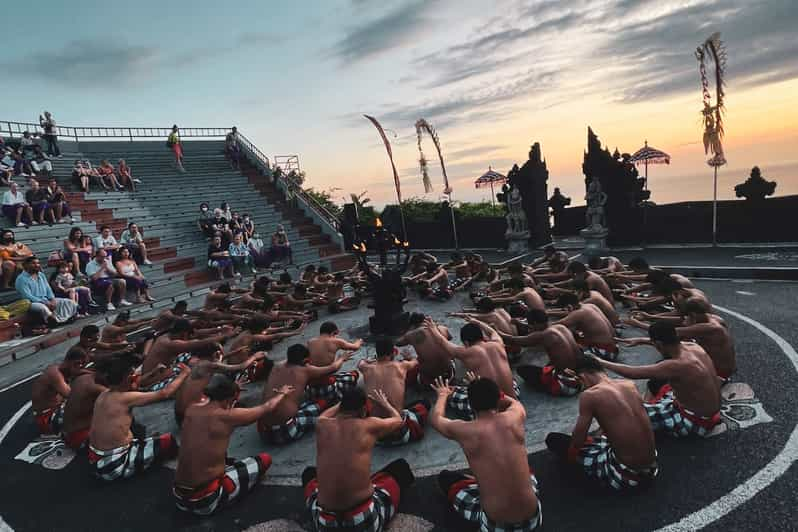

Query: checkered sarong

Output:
[174, 453, 271, 515]
[538, 365, 581, 397]
[448, 277, 469, 290]
[377, 402, 429, 447]
[306, 371, 360, 402]
[581, 343, 619, 362]
[644, 390, 720, 438]
[33, 402, 65, 435]
[305, 472, 399, 531]
[449, 474, 542, 531]
[88, 434, 177, 481]
[140, 353, 192, 392]
[448, 381, 521, 420]
[577, 436, 658, 490]
[258, 400, 325, 445]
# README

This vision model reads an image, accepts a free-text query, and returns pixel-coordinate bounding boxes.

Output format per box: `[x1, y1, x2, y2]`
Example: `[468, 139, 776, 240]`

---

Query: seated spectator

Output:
[116, 159, 139, 191]
[229, 232, 256, 276]
[197, 202, 214, 237]
[72, 160, 90, 192]
[11, 150, 33, 178]
[50, 261, 93, 317]
[25, 178, 55, 225]
[82, 161, 105, 189]
[248, 233, 269, 268]
[19, 131, 37, 156]
[242, 213, 255, 242]
[228, 211, 244, 236]
[15, 256, 78, 327]
[208, 234, 233, 280]
[224, 126, 240, 169]
[270, 224, 292, 265]
[30, 146, 53, 178]
[114, 247, 155, 303]
[0, 156, 13, 186]
[220, 202, 233, 221]
[0, 229, 33, 290]
[85, 249, 131, 311]
[2, 181, 34, 227]
[119, 222, 152, 265]
[94, 225, 122, 259]
[64, 227, 92, 274]
[97, 160, 125, 191]
[46, 179, 72, 223]
[210, 208, 233, 246]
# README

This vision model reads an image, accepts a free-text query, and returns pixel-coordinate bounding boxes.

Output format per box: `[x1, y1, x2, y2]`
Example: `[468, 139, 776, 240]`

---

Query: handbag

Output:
[47, 249, 64, 267]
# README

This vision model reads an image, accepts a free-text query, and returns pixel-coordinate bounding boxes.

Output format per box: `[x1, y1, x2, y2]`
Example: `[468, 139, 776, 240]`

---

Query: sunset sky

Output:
[4, 0, 797, 207]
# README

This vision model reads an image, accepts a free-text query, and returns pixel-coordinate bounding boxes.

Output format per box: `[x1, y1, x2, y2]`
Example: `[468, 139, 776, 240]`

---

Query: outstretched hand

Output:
[274, 384, 295, 395]
[464, 370, 480, 384]
[368, 389, 391, 408]
[431, 376, 453, 397]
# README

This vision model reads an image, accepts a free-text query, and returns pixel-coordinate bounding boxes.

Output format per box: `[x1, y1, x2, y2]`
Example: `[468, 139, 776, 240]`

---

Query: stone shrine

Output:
[504, 185, 531, 254]
[506, 142, 551, 246]
[735, 166, 777, 201]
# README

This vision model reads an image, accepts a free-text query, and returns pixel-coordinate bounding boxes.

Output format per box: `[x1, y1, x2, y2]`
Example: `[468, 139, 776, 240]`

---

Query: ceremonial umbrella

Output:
[474, 166, 508, 207]
[629, 141, 670, 190]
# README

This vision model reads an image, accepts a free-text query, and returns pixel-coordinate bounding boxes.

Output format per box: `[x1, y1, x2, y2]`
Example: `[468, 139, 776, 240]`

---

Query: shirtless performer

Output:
[61, 356, 109, 449]
[79, 324, 130, 359]
[555, 293, 618, 361]
[596, 321, 722, 438]
[432, 377, 541, 531]
[426, 318, 519, 420]
[358, 337, 429, 446]
[444, 252, 474, 291]
[587, 255, 625, 274]
[173, 344, 266, 424]
[501, 309, 583, 397]
[227, 315, 304, 353]
[203, 282, 246, 310]
[302, 387, 414, 532]
[549, 261, 614, 304]
[487, 278, 545, 313]
[31, 347, 88, 434]
[152, 301, 188, 333]
[101, 311, 152, 345]
[395, 312, 455, 387]
[173, 375, 293, 515]
[531, 245, 571, 281]
[305, 321, 362, 402]
[138, 319, 238, 390]
[572, 280, 619, 326]
[622, 299, 736, 381]
[257, 344, 354, 444]
[545, 356, 658, 491]
[449, 298, 516, 335]
[88, 357, 189, 481]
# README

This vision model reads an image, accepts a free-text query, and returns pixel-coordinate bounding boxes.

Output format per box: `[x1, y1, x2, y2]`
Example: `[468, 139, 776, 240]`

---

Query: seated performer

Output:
[432, 377, 541, 531]
[596, 321, 722, 438]
[305, 321, 362, 402]
[227, 315, 304, 352]
[88, 357, 189, 481]
[257, 344, 354, 444]
[587, 255, 625, 274]
[501, 309, 583, 397]
[61, 353, 109, 449]
[487, 278, 545, 313]
[555, 293, 618, 360]
[426, 318, 519, 420]
[326, 273, 361, 313]
[174, 344, 266, 423]
[395, 312, 455, 387]
[152, 301, 188, 333]
[572, 280, 619, 326]
[358, 337, 429, 446]
[139, 319, 238, 390]
[449, 297, 517, 335]
[443, 252, 474, 291]
[173, 374, 293, 516]
[546, 356, 658, 491]
[549, 260, 614, 305]
[302, 387, 414, 532]
[31, 347, 88, 434]
[623, 299, 736, 380]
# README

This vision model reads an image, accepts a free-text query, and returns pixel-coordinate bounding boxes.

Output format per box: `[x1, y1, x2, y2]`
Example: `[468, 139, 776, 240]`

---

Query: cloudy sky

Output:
[3, 0, 797, 207]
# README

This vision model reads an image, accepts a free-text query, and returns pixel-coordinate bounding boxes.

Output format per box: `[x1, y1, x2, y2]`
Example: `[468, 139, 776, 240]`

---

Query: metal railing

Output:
[2, 120, 231, 143]
[274, 155, 301, 173]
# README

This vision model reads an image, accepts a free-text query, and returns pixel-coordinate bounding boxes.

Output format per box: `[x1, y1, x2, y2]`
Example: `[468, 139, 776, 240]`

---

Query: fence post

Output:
[128, 128, 133, 142]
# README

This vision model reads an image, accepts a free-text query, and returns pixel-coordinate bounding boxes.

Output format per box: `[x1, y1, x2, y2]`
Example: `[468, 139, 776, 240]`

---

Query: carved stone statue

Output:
[735, 166, 777, 201]
[504, 184, 530, 253]
[584, 177, 607, 231]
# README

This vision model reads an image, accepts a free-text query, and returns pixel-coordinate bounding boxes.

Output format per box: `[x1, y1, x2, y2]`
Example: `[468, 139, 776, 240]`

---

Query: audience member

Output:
[270, 224, 292, 265]
[224, 126, 240, 169]
[72, 161, 90, 192]
[46, 179, 72, 223]
[2, 182, 34, 226]
[119, 222, 152, 265]
[229, 233, 255, 276]
[64, 227, 92, 274]
[220, 202, 233, 222]
[168, 125, 185, 172]
[208, 234, 233, 280]
[98, 160, 125, 191]
[114, 247, 155, 303]
[15, 256, 78, 326]
[94, 226, 122, 258]
[50, 261, 93, 317]
[19, 131, 37, 156]
[30, 146, 53, 178]
[0, 229, 33, 290]
[116, 159, 139, 191]
[197, 203, 214, 237]
[85, 249, 132, 310]
[242, 213, 254, 242]
[25, 178, 55, 225]
[39, 111, 61, 157]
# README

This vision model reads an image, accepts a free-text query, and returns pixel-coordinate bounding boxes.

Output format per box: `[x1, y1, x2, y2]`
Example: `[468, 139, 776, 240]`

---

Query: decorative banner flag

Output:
[364, 115, 402, 204]
[695, 32, 727, 167]
[415, 119, 451, 194]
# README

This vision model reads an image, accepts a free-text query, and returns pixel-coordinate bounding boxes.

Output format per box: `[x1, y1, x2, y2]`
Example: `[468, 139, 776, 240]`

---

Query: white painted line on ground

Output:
[0, 401, 31, 444]
[655, 304, 798, 531]
[735, 291, 756, 296]
[0, 515, 14, 532]
[0, 373, 40, 395]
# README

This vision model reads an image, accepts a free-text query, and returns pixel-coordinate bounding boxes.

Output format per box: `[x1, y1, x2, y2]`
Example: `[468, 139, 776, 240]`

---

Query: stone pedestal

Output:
[506, 230, 530, 254]
[580, 227, 608, 258]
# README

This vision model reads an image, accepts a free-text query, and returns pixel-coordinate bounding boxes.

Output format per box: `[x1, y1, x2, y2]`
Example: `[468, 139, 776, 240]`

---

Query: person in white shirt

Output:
[119, 222, 152, 265]
[93, 226, 121, 257]
[2, 181, 34, 227]
[85, 249, 131, 311]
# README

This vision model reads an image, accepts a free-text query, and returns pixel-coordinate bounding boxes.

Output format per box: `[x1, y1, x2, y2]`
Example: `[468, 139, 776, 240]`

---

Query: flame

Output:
[375, 217, 383, 228]
[393, 237, 401, 245]
[352, 244, 359, 250]
[359, 243, 367, 252]
[403, 241, 410, 248]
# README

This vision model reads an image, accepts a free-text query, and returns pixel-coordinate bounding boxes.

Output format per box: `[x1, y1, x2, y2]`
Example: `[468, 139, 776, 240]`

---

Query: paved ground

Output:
[1, 279, 797, 531]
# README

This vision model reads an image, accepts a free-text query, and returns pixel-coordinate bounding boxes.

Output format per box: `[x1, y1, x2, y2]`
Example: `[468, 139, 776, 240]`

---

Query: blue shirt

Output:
[15, 271, 54, 303]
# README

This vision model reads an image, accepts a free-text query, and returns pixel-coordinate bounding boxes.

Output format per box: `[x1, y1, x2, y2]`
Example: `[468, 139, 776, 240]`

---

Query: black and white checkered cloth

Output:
[305, 371, 359, 402]
[448, 381, 521, 420]
[450, 474, 542, 531]
[89, 434, 176, 481]
[174, 454, 270, 515]
[577, 436, 658, 490]
[259, 400, 323, 444]
[644, 390, 719, 438]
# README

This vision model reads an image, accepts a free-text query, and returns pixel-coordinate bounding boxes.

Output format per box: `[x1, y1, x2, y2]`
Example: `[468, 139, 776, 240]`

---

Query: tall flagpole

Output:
[364, 115, 407, 241]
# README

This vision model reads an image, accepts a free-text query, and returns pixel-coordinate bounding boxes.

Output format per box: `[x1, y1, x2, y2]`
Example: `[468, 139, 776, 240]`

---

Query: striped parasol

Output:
[474, 166, 508, 207]
[629, 140, 670, 190]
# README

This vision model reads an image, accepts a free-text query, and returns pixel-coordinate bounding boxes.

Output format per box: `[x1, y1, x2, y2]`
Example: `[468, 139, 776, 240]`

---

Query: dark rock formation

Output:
[507, 142, 551, 245]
